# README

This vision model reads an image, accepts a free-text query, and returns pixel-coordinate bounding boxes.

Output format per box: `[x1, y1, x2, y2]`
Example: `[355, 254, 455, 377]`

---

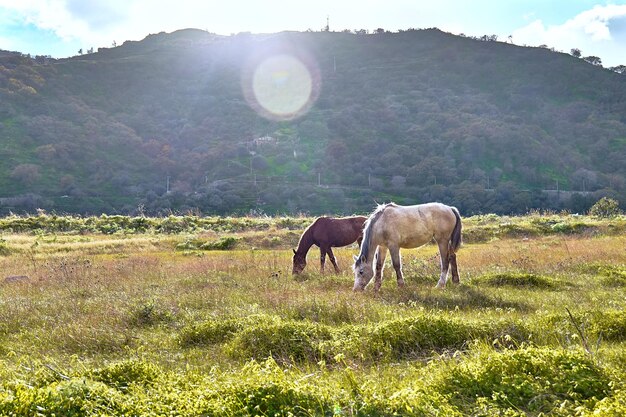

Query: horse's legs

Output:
[327, 247, 340, 273]
[388, 245, 405, 287]
[449, 251, 460, 284]
[374, 246, 387, 292]
[435, 240, 450, 289]
[319, 246, 326, 273]
[356, 236, 363, 248]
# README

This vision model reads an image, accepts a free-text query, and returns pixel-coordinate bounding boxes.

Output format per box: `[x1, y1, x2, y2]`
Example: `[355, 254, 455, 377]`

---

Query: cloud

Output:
[66, 0, 129, 30]
[512, 4, 626, 66]
[0, 0, 90, 41]
[0, 35, 14, 51]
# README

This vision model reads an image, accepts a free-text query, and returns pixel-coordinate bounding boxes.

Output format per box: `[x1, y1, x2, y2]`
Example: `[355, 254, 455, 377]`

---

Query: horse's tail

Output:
[449, 207, 462, 253]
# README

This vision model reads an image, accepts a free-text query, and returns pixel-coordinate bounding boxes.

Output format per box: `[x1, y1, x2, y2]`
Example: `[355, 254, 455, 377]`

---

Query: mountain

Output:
[1, 28, 625, 215]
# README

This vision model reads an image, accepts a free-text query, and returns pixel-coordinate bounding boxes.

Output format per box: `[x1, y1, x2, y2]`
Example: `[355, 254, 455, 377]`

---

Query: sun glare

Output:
[243, 53, 319, 121]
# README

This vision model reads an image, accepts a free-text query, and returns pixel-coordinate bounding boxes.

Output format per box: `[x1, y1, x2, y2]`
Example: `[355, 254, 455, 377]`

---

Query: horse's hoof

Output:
[397, 281, 405, 287]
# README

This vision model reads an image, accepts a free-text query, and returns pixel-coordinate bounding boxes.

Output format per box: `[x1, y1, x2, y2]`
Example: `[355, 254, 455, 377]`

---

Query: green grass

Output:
[0, 213, 625, 415]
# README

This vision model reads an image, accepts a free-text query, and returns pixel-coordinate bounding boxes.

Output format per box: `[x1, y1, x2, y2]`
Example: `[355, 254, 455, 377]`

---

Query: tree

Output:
[35, 144, 57, 161]
[10, 164, 41, 185]
[569, 193, 595, 214]
[588, 197, 620, 217]
[391, 175, 406, 190]
[570, 48, 581, 58]
[479, 35, 498, 42]
[251, 155, 269, 172]
[583, 56, 602, 66]
[570, 168, 598, 191]
[609, 65, 626, 74]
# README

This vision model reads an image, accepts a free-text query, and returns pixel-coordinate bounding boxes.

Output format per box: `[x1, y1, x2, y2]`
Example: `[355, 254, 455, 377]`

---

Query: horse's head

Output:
[352, 254, 373, 291]
[292, 249, 306, 274]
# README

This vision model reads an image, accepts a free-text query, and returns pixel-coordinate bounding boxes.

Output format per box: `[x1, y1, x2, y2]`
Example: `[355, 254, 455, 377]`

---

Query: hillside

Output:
[1, 28, 625, 215]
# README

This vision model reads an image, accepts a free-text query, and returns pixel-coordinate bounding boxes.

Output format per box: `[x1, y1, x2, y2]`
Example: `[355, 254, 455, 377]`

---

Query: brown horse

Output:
[292, 216, 367, 274]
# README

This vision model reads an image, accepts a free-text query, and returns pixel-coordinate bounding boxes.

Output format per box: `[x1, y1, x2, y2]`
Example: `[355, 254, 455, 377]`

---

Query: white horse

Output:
[352, 202, 462, 291]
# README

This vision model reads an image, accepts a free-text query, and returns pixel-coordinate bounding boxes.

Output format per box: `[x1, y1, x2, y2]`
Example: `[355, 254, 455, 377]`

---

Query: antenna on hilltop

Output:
[324, 15, 330, 32]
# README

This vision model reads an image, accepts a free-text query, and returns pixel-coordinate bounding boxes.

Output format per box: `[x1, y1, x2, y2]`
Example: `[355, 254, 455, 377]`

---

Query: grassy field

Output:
[0, 212, 625, 416]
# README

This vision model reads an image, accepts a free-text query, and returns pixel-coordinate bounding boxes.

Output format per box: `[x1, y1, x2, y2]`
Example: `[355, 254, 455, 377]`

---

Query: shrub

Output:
[436, 346, 611, 415]
[178, 314, 278, 346]
[363, 315, 478, 360]
[89, 359, 162, 392]
[550, 221, 590, 234]
[215, 359, 332, 416]
[478, 272, 559, 289]
[178, 318, 245, 346]
[175, 236, 238, 251]
[461, 225, 498, 243]
[0, 239, 10, 256]
[230, 382, 329, 416]
[497, 222, 537, 237]
[175, 238, 199, 251]
[357, 388, 462, 417]
[589, 197, 621, 218]
[586, 389, 626, 416]
[157, 215, 198, 233]
[0, 379, 127, 416]
[128, 216, 153, 232]
[323, 313, 525, 363]
[598, 265, 626, 287]
[226, 321, 334, 363]
[589, 310, 626, 342]
[275, 217, 311, 230]
[200, 236, 238, 250]
[183, 313, 533, 365]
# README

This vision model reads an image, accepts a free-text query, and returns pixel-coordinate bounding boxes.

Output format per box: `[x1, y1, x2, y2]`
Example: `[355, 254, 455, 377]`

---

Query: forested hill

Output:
[1, 28, 625, 215]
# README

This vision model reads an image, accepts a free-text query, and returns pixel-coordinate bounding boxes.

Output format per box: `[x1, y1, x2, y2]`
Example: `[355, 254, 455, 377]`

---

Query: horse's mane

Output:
[295, 217, 319, 254]
[355, 203, 395, 264]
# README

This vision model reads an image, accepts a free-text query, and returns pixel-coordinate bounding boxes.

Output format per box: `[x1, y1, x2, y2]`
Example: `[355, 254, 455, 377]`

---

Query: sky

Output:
[1, 0, 626, 67]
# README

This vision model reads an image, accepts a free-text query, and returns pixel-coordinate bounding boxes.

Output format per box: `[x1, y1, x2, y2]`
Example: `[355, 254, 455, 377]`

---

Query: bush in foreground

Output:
[0, 347, 616, 416]
[435, 346, 611, 415]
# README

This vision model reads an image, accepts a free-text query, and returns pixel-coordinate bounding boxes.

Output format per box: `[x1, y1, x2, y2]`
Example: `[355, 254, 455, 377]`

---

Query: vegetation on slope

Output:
[1, 29, 625, 215]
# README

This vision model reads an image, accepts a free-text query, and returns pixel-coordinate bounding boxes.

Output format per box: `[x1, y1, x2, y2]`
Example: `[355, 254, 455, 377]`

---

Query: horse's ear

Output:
[360, 254, 367, 264]
[292, 249, 297, 255]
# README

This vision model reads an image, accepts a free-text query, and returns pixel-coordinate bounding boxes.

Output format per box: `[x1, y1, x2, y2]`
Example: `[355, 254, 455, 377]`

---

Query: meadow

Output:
[0, 212, 625, 416]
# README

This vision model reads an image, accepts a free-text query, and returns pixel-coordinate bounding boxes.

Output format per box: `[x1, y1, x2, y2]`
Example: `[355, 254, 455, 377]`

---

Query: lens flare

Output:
[243, 53, 319, 121]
